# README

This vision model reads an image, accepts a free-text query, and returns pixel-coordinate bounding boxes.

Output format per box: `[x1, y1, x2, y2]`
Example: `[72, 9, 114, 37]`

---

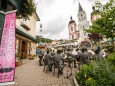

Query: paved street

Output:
[8, 58, 77, 86]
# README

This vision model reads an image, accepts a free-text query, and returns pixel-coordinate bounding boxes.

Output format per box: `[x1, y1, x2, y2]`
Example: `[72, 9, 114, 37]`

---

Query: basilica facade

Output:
[68, 1, 89, 42]
[77, 1, 89, 41]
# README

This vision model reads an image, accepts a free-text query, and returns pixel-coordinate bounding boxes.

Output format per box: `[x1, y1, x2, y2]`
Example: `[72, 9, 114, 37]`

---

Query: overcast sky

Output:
[35, 0, 109, 40]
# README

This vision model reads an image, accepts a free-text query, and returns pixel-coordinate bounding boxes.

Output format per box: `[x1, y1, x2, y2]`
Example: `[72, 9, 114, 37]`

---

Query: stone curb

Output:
[73, 75, 79, 86]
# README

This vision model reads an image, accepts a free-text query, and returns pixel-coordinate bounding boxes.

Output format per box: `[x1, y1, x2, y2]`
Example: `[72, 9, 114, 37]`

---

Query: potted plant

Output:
[16, 53, 22, 67]
[28, 54, 36, 60]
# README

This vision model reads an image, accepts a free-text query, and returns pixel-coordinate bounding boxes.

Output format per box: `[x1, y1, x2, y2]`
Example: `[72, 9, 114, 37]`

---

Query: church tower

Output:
[78, 1, 89, 41]
[68, 17, 79, 40]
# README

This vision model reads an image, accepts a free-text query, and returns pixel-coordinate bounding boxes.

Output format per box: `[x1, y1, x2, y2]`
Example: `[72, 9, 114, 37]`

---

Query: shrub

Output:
[85, 78, 97, 86]
[16, 53, 22, 61]
[108, 52, 115, 64]
[75, 59, 115, 86]
[75, 64, 93, 86]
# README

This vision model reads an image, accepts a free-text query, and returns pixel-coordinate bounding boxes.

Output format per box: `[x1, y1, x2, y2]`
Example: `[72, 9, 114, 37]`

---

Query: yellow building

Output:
[16, 12, 40, 59]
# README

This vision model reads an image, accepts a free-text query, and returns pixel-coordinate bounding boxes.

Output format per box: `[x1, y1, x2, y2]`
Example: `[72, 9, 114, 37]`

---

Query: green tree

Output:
[0, 0, 35, 20]
[92, 1, 102, 15]
[36, 36, 52, 44]
[88, 33, 102, 43]
[86, 0, 115, 50]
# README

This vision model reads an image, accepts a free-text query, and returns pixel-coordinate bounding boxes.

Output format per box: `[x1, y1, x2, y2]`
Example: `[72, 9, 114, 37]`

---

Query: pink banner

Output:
[0, 11, 16, 83]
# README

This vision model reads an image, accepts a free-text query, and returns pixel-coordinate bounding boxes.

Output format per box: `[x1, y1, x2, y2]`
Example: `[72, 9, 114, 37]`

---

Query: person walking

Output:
[38, 49, 44, 66]
[78, 48, 89, 70]
[53, 50, 64, 74]
[72, 48, 79, 68]
[36, 48, 39, 58]
[43, 50, 53, 71]
[93, 49, 102, 61]
[51, 50, 55, 59]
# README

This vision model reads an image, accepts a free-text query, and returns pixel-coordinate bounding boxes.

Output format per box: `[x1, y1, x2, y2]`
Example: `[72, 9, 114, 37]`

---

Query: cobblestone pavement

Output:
[8, 58, 77, 86]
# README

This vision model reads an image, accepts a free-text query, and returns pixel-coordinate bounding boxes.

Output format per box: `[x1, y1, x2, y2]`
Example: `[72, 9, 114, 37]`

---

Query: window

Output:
[72, 34, 74, 39]
[83, 26, 85, 29]
[71, 26, 73, 31]
[79, 18, 81, 22]
[84, 17, 85, 20]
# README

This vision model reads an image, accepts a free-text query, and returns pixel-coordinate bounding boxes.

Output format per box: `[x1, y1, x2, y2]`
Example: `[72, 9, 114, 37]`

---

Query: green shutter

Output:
[0, 12, 5, 44]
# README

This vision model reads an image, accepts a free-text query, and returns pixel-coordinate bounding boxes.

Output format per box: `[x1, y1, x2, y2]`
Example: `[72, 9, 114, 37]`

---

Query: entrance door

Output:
[21, 41, 27, 59]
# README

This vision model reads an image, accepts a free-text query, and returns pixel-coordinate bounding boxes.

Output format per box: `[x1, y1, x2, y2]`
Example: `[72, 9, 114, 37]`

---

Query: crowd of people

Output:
[36, 45, 110, 74]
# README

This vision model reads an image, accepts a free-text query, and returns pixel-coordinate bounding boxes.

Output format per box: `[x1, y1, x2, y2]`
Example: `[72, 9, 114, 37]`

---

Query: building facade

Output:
[68, 17, 79, 40]
[91, 13, 101, 23]
[0, 0, 40, 59]
[78, 2, 89, 41]
[16, 12, 40, 59]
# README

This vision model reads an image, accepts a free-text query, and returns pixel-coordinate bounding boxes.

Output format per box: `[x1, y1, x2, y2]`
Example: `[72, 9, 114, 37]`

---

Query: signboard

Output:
[0, 10, 16, 84]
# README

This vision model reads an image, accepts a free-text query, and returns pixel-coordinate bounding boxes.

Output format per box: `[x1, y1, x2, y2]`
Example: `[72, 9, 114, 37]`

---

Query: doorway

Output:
[21, 40, 27, 59]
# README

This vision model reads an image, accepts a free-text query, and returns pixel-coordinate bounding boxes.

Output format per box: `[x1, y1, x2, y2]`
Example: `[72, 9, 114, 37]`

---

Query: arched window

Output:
[71, 26, 73, 31]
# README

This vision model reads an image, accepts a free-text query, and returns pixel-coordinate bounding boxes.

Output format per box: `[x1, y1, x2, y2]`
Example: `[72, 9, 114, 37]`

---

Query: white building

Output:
[78, 1, 89, 41]
[16, 12, 40, 59]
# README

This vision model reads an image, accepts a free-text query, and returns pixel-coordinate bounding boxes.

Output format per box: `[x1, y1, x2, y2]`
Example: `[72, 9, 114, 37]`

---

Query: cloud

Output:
[36, 0, 74, 39]
[87, 0, 109, 4]
[43, 16, 66, 34]
[36, 0, 109, 40]
[40, 15, 67, 40]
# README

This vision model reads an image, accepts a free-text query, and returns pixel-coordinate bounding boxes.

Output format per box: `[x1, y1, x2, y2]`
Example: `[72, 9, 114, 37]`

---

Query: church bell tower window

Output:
[71, 26, 73, 31]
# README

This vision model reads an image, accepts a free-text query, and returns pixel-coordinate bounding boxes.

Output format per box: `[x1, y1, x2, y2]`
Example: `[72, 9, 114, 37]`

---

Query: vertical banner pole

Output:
[0, 10, 17, 85]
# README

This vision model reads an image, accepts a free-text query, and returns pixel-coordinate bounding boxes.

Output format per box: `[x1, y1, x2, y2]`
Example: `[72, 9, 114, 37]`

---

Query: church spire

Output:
[78, 1, 83, 12]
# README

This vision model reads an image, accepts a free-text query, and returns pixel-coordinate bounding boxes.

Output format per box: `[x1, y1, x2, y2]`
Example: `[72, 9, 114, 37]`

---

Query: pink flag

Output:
[0, 11, 16, 83]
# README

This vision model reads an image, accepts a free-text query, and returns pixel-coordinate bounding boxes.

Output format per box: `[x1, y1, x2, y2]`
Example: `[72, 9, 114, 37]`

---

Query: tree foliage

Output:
[92, 1, 102, 15]
[86, 0, 115, 49]
[36, 36, 52, 44]
[88, 33, 102, 42]
[16, 0, 35, 20]
[0, 0, 35, 20]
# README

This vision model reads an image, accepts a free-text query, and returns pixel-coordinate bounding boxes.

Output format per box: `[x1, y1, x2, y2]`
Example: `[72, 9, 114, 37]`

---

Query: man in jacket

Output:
[38, 49, 44, 66]
[44, 50, 53, 71]
[53, 50, 64, 74]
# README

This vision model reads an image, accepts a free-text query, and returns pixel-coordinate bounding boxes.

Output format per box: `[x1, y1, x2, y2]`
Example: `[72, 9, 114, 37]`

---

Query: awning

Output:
[16, 28, 37, 43]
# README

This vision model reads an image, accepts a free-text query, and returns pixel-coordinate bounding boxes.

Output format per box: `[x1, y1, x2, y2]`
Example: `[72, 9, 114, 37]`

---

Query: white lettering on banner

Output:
[0, 11, 16, 83]
[0, 30, 7, 57]
[10, 20, 15, 29]
[6, 19, 15, 61]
